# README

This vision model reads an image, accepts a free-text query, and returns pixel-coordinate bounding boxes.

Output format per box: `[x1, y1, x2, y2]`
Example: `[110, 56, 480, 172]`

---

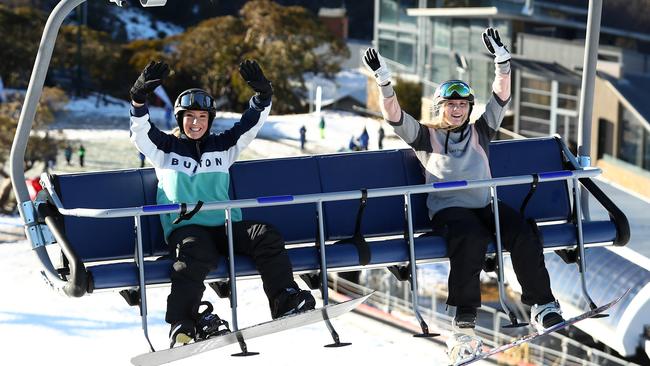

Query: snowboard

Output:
[455, 289, 629, 366]
[131, 293, 372, 366]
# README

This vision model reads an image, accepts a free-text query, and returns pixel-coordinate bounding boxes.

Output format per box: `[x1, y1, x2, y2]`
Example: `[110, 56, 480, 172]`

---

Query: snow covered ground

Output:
[0, 238, 464, 366]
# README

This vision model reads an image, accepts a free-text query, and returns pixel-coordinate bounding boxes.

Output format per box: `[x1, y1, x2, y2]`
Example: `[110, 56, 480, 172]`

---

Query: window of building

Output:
[517, 76, 580, 144]
[399, 0, 418, 26]
[397, 41, 415, 67]
[379, 40, 396, 62]
[451, 19, 471, 52]
[470, 19, 489, 53]
[522, 77, 551, 91]
[379, 0, 398, 24]
[597, 119, 614, 159]
[430, 52, 452, 82]
[433, 19, 451, 50]
[467, 59, 490, 102]
[492, 19, 512, 48]
[557, 115, 578, 150]
[617, 106, 644, 167]
[521, 90, 551, 106]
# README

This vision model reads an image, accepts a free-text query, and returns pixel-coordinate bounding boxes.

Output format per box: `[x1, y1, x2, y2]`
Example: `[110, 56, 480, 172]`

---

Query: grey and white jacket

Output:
[378, 63, 511, 219]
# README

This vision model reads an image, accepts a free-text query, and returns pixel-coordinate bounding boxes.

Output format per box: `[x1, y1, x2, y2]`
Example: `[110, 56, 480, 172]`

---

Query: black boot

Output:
[271, 287, 316, 319]
[453, 306, 477, 329]
[194, 301, 230, 340]
[169, 320, 196, 348]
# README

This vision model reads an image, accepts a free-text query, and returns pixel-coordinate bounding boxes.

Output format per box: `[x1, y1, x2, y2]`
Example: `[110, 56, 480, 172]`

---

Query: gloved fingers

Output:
[143, 60, 156, 73]
[249, 61, 265, 81]
[142, 79, 162, 91]
[492, 28, 502, 45]
[239, 60, 257, 81]
[482, 32, 495, 54]
[155, 62, 170, 79]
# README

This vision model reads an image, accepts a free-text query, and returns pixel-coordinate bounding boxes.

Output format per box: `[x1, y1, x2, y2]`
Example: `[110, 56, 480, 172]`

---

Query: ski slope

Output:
[0, 238, 464, 366]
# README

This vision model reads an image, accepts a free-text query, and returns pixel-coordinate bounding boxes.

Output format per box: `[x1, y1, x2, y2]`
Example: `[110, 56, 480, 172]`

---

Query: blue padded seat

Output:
[317, 150, 410, 240]
[231, 156, 322, 244]
[490, 138, 571, 221]
[54, 170, 148, 261]
[51, 137, 622, 292]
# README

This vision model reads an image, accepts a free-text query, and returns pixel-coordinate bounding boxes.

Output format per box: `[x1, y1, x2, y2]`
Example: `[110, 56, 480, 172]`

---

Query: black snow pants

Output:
[431, 202, 555, 309]
[165, 221, 297, 324]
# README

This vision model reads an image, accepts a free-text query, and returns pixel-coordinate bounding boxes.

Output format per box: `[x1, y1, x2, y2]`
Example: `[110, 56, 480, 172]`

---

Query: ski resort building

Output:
[369, 0, 650, 200]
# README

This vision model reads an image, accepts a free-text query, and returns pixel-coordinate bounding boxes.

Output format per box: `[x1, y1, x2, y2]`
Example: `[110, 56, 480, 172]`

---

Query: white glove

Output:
[362, 48, 392, 86]
[482, 27, 511, 64]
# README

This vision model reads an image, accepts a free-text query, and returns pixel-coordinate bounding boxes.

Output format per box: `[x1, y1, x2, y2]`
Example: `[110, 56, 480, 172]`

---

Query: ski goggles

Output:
[178, 91, 216, 110]
[437, 81, 473, 99]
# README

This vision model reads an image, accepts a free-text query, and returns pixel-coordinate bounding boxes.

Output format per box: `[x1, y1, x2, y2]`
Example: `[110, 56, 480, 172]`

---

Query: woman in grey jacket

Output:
[363, 28, 563, 362]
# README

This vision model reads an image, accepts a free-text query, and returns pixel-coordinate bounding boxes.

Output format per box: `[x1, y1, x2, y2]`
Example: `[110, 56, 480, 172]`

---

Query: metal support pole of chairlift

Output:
[572, 179, 607, 317]
[576, 0, 606, 314]
[490, 187, 527, 328]
[10, 0, 87, 291]
[316, 201, 350, 347]
[134, 215, 155, 352]
[225, 208, 258, 356]
[404, 193, 438, 337]
[577, 0, 603, 220]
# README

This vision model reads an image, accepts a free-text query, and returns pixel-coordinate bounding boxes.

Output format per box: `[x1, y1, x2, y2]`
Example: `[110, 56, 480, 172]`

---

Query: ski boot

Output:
[446, 328, 483, 366]
[194, 301, 231, 340]
[271, 287, 316, 319]
[530, 300, 564, 333]
[169, 320, 196, 348]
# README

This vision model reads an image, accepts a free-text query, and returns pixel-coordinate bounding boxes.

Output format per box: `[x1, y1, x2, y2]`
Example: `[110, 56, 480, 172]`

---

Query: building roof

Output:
[601, 72, 650, 128]
[510, 56, 581, 84]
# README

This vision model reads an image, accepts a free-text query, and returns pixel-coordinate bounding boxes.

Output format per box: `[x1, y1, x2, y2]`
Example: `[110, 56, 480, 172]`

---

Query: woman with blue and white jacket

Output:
[129, 60, 315, 348]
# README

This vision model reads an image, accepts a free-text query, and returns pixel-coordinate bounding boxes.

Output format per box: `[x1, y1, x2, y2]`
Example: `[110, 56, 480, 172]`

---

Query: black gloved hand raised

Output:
[239, 60, 273, 102]
[130, 61, 170, 104]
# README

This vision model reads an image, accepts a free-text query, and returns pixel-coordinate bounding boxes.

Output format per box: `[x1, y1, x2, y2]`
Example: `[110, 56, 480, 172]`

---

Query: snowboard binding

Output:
[194, 301, 231, 340]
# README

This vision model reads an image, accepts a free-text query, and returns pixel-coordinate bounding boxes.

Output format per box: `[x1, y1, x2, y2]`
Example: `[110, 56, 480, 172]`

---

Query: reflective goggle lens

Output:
[179, 92, 215, 110]
[439, 81, 473, 99]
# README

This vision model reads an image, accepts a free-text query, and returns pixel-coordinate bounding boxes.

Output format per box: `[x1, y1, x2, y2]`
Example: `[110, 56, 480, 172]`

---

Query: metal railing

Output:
[330, 274, 638, 366]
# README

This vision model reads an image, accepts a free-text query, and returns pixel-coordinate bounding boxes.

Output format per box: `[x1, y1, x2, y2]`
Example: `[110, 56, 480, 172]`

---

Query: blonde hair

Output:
[421, 100, 468, 130]
[171, 127, 182, 137]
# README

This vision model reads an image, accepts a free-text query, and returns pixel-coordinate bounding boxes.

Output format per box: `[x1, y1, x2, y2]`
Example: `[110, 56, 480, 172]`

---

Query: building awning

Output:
[510, 56, 581, 84]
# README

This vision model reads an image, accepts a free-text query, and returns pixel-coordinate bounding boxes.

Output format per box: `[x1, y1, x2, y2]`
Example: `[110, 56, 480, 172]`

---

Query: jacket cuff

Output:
[251, 95, 271, 110]
[379, 84, 395, 98]
[130, 103, 149, 118]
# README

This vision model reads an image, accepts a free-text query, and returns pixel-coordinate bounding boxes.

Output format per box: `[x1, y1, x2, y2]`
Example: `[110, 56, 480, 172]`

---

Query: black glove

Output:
[239, 60, 273, 102]
[130, 61, 170, 104]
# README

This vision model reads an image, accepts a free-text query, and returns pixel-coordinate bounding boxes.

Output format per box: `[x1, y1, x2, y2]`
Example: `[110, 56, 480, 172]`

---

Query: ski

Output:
[455, 289, 629, 366]
[131, 293, 372, 366]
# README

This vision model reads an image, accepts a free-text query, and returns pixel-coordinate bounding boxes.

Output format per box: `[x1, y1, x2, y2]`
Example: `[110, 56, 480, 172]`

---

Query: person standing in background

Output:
[299, 125, 307, 151]
[64, 144, 73, 165]
[319, 116, 326, 139]
[359, 127, 369, 151]
[139, 152, 146, 168]
[78, 144, 86, 167]
[378, 124, 385, 149]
